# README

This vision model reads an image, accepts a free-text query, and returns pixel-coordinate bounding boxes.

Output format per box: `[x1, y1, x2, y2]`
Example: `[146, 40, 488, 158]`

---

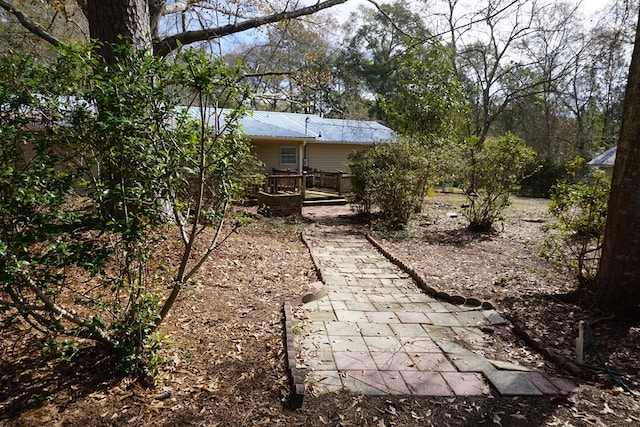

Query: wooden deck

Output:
[252, 171, 351, 206]
[303, 189, 348, 206]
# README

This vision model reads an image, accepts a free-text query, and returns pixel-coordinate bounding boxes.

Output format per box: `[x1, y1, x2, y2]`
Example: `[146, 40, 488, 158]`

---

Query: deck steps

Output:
[303, 197, 348, 206]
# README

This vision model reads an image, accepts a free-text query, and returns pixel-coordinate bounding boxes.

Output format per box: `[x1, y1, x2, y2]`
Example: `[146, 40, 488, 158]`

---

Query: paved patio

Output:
[293, 228, 578, 397]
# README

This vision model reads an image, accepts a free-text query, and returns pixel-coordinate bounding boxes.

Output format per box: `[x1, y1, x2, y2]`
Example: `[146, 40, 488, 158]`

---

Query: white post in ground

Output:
[575, 320, 585, 365]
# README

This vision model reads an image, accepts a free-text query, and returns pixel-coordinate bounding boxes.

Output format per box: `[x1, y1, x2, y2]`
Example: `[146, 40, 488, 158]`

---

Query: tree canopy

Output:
[0, 0, 351, 57]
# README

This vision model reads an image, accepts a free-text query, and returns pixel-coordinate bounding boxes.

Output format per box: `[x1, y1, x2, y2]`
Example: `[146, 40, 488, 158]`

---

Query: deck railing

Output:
[272, 168, 299, 176]
[309, 171, 353, 195]
[262, 174, 305, 198]
[251, 169, 353, 197]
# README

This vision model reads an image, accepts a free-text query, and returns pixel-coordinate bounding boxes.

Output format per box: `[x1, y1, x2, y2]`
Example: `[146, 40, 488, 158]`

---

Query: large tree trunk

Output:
[595, 9, 640, 315]
[86, 0, 152, 62]
[148, 0, 165, 41]
[85, 0, 154, 221]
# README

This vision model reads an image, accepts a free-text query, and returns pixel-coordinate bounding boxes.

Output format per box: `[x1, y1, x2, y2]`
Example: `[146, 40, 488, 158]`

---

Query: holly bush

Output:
[348, 138, 436, 228]
[458, 133, 537, 231]
[0, 44, 256, 379]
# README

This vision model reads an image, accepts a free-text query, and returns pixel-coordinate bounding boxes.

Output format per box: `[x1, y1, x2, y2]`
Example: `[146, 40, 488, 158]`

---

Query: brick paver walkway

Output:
[293, 229, 578, 397]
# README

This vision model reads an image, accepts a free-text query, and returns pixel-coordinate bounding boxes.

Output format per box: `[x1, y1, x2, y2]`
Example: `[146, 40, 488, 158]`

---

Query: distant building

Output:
[587, 146, 617, 177]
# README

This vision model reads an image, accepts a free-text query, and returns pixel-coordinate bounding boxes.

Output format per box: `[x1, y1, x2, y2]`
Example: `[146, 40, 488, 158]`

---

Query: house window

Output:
[280, 146, 296, 166]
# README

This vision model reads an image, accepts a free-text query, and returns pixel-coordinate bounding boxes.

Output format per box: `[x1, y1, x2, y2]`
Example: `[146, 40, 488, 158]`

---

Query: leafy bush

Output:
[458, 133, 536, 231]
[347, 148, 375, 215]
[348, 138, 435, 228]
[541, 158, 610, 286]
[0, 45, 256, 379]
[519, 157, 566, 198]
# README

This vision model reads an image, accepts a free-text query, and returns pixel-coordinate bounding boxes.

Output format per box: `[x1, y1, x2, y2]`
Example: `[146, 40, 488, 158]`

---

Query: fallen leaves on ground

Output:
[1, 199, 639, 426]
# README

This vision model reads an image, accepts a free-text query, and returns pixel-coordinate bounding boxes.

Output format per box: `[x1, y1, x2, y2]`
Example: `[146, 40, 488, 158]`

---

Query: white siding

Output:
[251, 140, 301, 174]
[307, 143, 365, 173]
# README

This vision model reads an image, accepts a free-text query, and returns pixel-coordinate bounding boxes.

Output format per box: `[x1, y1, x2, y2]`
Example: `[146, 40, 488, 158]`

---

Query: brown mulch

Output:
[1, 195, 640, 426]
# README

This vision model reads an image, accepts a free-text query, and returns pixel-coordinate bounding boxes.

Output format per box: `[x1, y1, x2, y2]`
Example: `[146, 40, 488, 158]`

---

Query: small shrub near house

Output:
[346, 148, 375, 215]
[348, 138, 436, 228]
[458, 133, 537, 231]
[541, 158, 610, 286]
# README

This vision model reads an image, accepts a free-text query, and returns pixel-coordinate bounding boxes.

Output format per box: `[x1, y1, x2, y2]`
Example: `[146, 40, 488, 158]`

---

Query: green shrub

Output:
[0, 45, 255, 379]
[519, 157, 566, 198]
[541, 158, 610, 286]
[348, 138, 435, 228]
[347, 148, 375, 215]
[458, 133, 536, 231]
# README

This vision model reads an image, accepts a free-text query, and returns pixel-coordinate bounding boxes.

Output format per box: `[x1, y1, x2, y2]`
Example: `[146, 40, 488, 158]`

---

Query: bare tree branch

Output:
[154, 0, 350, 56]
[16, 271, 113, 345]
[0, 0, 64, 48]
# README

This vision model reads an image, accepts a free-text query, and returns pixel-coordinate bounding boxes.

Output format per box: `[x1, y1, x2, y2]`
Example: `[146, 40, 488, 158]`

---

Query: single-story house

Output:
[241, 111, 394, 175]
[185, 108, 395, 175]
[588, 146, 616, 176]
[19, 103, 394, 194]
[20, 100, 394, 177]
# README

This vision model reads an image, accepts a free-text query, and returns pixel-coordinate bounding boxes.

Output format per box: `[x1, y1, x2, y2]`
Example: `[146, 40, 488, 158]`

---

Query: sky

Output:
[215, 0, 617, 55]
[331, 0, 609, 22]
[311, 0, 615, 52]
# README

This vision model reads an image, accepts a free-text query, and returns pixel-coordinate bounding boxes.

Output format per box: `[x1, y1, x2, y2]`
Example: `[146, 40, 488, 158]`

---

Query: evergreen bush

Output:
[541, 158, 610, 286]
[458, 133, 536, 231]
[348, 138, 435, 228]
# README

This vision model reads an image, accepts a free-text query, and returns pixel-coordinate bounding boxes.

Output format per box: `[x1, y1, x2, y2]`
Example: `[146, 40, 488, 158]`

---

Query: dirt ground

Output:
[1, 193, 640, 426]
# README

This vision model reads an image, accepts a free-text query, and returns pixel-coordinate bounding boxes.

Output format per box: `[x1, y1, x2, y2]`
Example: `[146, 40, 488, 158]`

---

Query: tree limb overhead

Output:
[0, 0, 63, 47]
[154, 0, 350, 56]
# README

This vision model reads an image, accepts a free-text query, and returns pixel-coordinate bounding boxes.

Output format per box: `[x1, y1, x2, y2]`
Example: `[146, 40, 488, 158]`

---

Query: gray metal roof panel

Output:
[241, 111, 316, 139]
[246, 111, 394, 143]
[588, 146, 617, 167]
[182, 107, 394, 143]
[239, 119, 311, 139]
[307, 116, 394, 143]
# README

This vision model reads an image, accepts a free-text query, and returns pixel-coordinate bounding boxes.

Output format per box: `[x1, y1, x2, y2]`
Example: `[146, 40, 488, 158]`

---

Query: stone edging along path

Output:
[364, 233, 494, 310]
[363, 232, 582, 377]
[282, 232, 331, 409]
[282, 230, 580, 408]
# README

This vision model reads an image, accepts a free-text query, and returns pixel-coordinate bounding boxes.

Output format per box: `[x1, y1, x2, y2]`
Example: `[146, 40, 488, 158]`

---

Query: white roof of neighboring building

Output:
[588, 146, 617, 167]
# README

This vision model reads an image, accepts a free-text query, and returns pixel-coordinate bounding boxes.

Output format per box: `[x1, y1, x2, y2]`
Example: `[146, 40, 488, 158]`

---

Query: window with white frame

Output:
[280, 146, 296, 166]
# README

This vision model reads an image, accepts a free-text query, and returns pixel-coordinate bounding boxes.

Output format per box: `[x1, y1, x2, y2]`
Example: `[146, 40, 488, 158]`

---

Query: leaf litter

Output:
[1, 201, 640, 426]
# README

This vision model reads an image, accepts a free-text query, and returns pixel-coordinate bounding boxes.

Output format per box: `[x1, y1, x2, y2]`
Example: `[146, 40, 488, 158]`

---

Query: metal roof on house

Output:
[588, 146, 617, 167]
[244, 110, 395, 144]
[184, 107, 395, 144]
[242, 110, 317, 140]
[239, 118, 312, 139]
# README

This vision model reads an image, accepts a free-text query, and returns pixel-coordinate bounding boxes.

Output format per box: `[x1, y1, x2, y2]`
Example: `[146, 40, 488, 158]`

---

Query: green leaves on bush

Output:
[348, 132, 535, 231]
[0, 45, 256, 379]
[458, 133, 537, 231]
[541, 158, 610, 286]
[348, 138, 435, 228]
